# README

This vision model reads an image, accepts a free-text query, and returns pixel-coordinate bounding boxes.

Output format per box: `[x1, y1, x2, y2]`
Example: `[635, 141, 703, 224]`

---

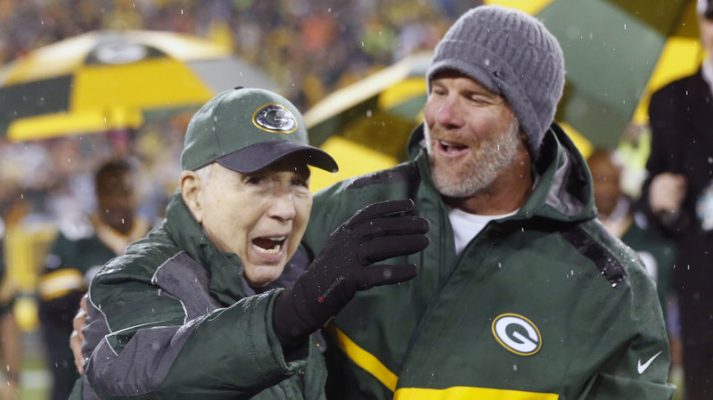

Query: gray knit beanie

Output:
[427, 6, 565, 159]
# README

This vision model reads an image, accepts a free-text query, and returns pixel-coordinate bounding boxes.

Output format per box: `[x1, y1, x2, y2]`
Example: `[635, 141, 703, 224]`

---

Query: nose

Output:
[268, 191, 297, 222]
[435, 96, 465, 129]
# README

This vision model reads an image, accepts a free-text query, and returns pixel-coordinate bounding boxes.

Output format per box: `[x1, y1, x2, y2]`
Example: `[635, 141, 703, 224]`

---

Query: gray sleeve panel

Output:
[83, 252, 299, 398]
[85, 252, 221, 397]
[84, 250, 218, 360]
[160, 292, 305, 397]
[151, 251, 222, 320]
[81, 299, 112, 364]
[87, 293, 300, 399]
[86, 320, 201, 397]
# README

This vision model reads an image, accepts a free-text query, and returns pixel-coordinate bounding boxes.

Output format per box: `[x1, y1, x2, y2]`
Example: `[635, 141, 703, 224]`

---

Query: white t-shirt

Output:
[448, 207, 517, 255]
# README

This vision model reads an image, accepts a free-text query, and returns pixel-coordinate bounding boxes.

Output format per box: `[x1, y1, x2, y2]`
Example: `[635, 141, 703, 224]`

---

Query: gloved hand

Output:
[273, 199, 429, 345]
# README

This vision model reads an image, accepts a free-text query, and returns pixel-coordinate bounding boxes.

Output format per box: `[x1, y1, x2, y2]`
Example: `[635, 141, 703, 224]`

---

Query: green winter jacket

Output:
[304, 123, 675, 400]
[70, 195, 326, 400]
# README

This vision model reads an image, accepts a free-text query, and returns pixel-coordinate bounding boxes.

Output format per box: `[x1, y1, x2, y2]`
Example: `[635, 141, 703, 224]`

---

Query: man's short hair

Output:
[95, 159, 132, 198]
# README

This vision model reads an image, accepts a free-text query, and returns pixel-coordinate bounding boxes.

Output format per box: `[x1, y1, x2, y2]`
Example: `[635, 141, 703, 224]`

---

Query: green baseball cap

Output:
[180, 87, 338, 173]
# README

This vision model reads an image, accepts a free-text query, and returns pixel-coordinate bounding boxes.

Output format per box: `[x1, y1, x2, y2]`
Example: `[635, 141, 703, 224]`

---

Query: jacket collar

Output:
[163, 193, 252, 304]
[408, 122, 596, 224]
[526, 123, 595, 222]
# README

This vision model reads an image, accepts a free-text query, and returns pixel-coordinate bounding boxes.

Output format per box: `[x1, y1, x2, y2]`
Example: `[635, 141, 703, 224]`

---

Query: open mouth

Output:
[438, 139, 468, 154]
[252, 236, 287, 255]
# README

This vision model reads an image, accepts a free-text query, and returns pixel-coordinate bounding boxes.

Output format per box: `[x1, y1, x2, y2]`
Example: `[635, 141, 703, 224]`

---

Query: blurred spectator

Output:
[0, 194, 22, 400]
[0, 0, 452, 110]
[102, 0, 144, 30]
[616, 122, 652, 199]
[645, 1, 713, 398]
[0, 138, 54, 197]
[589, 149, 676, 308]
[587, 150, 680, 367]
[37, 159, 150, 400]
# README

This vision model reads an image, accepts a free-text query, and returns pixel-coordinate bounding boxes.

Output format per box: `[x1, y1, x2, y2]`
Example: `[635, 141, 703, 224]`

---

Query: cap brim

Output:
[216, 139, 338, 174]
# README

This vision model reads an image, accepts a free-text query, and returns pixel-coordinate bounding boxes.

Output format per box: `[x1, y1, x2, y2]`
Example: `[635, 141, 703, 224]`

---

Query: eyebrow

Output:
[462, 87, 506, 105]
[432, 79, 501, 99]
[464, 87, 499, 98]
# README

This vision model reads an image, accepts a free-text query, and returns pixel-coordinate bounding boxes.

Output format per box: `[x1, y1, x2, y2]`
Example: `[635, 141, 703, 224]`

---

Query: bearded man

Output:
[302, 6, 675, 399]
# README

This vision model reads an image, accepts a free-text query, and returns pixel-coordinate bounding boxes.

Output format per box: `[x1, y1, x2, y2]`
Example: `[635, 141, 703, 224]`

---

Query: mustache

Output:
[423, 124, 475, 146]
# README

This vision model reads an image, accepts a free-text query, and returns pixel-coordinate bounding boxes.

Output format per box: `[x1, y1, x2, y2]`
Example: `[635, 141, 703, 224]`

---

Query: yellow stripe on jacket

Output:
[328, 325, 559, 400]
[394, 386, 559, 400]
[327, 324, 399, 391]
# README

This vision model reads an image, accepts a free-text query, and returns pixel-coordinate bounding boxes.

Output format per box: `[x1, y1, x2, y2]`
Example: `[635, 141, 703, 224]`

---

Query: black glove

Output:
[273, 199, 429, 345]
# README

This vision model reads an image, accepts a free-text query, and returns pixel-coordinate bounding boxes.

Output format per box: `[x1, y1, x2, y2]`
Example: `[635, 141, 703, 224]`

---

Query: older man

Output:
[69, 87, 429, 399]
[303, 6, 674, 399]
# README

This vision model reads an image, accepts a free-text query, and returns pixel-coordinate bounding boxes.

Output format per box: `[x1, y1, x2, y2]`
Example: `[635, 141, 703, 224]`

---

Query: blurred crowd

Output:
[0, 0, 468, 227]
[0, 0, 465, 109]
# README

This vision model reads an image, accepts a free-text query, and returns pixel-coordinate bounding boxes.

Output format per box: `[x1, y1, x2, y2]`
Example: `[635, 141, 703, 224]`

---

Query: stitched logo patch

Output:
[252, 104, 298, 134]
[492, 313, 542, 356]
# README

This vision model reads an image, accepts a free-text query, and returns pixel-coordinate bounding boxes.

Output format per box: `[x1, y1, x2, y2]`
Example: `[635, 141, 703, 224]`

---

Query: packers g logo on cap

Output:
[252, 103, 298, 134]
[492, 313, 542, 356]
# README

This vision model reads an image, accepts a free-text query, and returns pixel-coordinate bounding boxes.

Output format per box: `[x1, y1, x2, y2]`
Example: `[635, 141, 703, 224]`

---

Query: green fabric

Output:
[537, 0, 689, 148]
[77, 195, 326, 399]
[304, 123, 674, 399]
[46, 230, 116, 277]
[621, 215, 676, 316]
[181, 88, 308, 171]
[0, 75, 72, 137]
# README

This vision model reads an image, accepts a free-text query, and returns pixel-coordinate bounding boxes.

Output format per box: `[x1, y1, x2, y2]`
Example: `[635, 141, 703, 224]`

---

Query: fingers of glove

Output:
[345, 199, 415, 226]
[356, 264, 417, 290]
[350, 215, 429, 239]
[359, 234, 430, 262]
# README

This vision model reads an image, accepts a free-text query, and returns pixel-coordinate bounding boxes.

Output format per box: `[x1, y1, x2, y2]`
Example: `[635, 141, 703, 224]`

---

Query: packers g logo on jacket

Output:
[252, 104, 298, 133]
[492, 313, 542, 356]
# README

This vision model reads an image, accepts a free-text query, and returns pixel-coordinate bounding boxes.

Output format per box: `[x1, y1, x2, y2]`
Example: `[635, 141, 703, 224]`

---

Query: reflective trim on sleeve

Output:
[394, 386, 559, 400]
[327, 324, 398, 391]
[38, 268, 85, 301]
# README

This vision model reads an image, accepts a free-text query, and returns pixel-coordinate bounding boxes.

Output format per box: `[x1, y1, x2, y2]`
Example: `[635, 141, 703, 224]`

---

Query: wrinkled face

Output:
[195, 157, 312, 288]
[588, 154, 622, 217]
[424, 71, 523, 197]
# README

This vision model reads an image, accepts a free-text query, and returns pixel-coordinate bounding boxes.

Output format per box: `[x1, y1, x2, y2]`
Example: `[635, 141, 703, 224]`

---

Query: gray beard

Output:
[425, 120, 522, 198]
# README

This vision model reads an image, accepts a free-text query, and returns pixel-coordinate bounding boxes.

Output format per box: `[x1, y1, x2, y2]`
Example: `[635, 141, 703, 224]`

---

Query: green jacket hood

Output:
[406, 122, 596, 224]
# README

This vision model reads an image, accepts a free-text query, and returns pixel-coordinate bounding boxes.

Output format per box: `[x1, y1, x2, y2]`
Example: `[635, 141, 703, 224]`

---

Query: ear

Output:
[179, 170, 204, 224]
